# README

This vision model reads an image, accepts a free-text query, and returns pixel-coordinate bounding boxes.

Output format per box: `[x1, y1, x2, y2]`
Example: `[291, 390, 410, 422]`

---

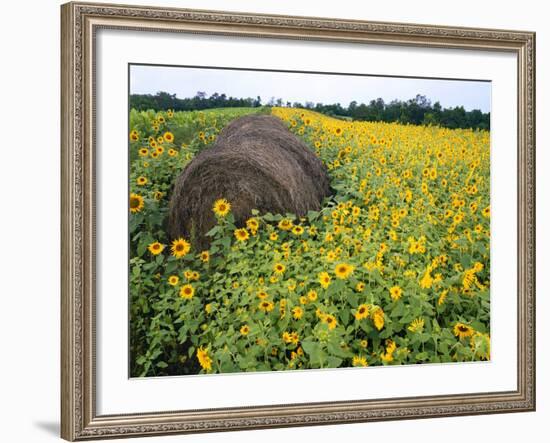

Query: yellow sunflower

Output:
[171, 237, 191, 258]
[163, 131, 174, 143]
[318, 271, 331, 289]
[292, 306, 303, 320]
[136, 176, 148, 186]
[246, 218, 259, 233]
[258, 300, 274, 312]
[213, 198, 231, 217]
[389, 286, 403, 301]
[322, 314, 337, 330]
[147, 241, 164, 255]
[273, 263, 285, 275]
[352, 356, 368, 367]
[282, 331, 300, 345]
[453, 322, 474, 339]
[326, 250, 337, 262]
[278, 218, 293, 231]
[334, 263, 354, 279]
[372, 308, 385, 331]
[179, 284, 194, 299]
[167, 275, 179, 286]
[196, 347, 212, 372]
[234, 228, 249, 242]
[386, 340, 397, 354]
[292, 225, 305, 236]
[355, 304, 370, 321]
[129, 193, 144, 213]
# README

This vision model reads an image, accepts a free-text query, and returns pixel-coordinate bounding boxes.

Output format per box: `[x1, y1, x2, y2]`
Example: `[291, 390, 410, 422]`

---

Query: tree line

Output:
[130, 91, 490, 130]
[130, 91, 262, 113]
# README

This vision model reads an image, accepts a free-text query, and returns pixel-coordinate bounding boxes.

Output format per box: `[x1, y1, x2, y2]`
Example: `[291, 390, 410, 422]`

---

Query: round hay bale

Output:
[168, 114, 331, 249]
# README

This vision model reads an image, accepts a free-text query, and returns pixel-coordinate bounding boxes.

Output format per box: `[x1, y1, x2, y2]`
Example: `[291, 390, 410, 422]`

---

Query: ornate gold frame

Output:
[60, 2, 536, 440]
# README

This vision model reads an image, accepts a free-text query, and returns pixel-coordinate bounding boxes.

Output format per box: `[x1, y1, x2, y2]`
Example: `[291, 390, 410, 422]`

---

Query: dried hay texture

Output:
[168, 115, 331, 249]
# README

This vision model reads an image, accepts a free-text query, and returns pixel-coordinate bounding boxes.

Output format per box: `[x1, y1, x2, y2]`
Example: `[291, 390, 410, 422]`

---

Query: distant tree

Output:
[353, 103, 370, 120]
[422, 113, 438, 126]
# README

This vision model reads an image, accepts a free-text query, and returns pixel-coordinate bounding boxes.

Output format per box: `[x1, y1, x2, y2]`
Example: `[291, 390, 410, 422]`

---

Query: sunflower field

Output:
[129, 106, 491, 377]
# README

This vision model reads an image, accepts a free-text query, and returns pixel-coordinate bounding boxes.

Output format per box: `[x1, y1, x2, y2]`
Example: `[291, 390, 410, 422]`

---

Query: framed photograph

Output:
[61, 1, 536, 440]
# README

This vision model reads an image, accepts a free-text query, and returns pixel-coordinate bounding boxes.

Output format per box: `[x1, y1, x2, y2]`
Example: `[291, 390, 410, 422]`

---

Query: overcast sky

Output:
[130, 65, 491, 112]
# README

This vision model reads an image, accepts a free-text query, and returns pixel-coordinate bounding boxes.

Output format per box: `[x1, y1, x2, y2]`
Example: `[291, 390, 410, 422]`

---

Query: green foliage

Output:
[129, 106, 491, 377]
